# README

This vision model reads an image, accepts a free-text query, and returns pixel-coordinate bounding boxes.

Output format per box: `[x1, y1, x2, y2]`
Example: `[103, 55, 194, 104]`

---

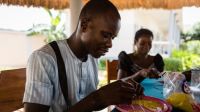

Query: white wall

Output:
[104, 9, 182, 59]
[0, 30, 45, 68]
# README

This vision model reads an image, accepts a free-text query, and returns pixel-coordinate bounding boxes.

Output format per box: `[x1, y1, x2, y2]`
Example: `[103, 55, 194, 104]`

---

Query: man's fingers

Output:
[121, 84, 136, 94]
[120, 80, 144, 96]
[125, 78, 140, 88]
[136, 86, 144, 95]
[126, 79, 144, 95]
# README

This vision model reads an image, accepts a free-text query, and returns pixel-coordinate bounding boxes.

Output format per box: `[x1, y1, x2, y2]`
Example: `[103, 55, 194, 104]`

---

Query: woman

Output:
[118, 28, 164, 82]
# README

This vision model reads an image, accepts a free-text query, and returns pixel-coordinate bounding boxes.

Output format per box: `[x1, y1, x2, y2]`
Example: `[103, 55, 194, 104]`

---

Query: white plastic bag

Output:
[190, 69, 200, 104]
[163, 72, 186, 98]
[163, 71, 200, 112]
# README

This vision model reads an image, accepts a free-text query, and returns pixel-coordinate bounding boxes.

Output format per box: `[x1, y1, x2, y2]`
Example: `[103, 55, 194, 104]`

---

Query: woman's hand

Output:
[136, 68, 160, 79]
[127, 68, 160, 83]
[147, 68, 161, 79]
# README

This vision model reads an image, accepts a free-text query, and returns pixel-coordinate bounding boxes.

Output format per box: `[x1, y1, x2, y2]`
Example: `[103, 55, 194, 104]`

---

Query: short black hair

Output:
[79, 0, 120, 20]
[134, 28, 153, 44]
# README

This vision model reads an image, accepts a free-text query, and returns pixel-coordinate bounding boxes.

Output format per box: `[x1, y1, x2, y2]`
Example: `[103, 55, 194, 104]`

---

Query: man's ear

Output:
[80, 18, 90, 32]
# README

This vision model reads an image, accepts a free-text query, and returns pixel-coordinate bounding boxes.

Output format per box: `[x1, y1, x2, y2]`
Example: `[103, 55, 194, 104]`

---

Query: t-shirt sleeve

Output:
[154, 54, 165, 72]
[23, 51, 56, 105]
[118, 51, 133, 74]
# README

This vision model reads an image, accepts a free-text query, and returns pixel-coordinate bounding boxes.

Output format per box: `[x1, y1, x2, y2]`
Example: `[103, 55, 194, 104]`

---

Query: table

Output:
[111, 78, 172, 112]
[111, 78, 194, 112]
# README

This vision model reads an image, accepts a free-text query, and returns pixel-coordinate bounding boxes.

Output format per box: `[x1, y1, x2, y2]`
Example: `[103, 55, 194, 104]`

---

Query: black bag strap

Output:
[49, 41, 70, 110]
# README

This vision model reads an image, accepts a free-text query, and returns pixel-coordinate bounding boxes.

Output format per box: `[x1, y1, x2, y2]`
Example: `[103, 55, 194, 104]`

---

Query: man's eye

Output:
[102, 32, 110, 38]
[102, 32, 115, 40]
[103, 34, 108, 38]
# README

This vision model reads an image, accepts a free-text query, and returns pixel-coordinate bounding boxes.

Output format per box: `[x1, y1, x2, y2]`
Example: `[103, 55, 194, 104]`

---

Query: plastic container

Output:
[190, 69, 200, 103]
[163, 72, 186, 98]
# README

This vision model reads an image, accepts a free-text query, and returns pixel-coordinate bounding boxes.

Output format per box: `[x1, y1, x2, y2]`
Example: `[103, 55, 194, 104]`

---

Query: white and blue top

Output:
[23, 40, 99, 112]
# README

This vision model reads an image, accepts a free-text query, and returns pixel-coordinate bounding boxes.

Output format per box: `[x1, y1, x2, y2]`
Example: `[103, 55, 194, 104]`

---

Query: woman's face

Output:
[135, 36, 153, 55]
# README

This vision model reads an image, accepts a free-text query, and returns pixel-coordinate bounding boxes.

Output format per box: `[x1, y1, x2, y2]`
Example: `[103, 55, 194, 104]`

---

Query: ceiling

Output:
[0, 0, 200, 10]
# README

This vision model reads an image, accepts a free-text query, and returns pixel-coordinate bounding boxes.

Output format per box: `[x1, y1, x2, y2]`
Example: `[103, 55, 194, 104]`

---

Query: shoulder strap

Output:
[49, 41, 70, 110]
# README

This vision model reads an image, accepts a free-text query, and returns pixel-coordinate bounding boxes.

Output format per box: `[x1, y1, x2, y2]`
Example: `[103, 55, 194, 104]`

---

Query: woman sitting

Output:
[117, 28, 164, 82]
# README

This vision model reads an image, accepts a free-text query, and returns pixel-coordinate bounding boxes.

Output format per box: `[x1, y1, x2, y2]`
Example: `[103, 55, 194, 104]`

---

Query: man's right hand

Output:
[69, 79, 144, 112]
[96, 80, 144, 106]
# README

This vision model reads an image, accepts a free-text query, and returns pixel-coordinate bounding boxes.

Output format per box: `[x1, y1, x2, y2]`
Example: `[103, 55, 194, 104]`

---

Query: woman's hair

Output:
[134, 28, 153, 44]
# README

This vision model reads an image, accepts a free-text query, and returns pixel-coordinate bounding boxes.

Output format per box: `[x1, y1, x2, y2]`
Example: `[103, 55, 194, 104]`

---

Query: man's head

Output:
[77, 0, 121, 58]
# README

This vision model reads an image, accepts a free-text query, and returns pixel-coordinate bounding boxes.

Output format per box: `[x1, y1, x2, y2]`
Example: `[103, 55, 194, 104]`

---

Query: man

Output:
[23, 0, 143, 112]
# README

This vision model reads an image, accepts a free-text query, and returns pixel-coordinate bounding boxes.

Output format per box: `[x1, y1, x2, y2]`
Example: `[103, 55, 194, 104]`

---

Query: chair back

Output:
[106, 60, 118, 84]
[0, 68, 26, 112]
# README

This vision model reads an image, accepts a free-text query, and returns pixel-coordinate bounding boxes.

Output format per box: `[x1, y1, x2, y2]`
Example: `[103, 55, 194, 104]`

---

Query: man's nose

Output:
[105, 38, 112, 48]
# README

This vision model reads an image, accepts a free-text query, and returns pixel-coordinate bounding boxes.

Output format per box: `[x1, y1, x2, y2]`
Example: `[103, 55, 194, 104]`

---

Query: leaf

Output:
[27, 8, 67, 43]
[51, 15, 61, 26]
[26, 31, 40, 36]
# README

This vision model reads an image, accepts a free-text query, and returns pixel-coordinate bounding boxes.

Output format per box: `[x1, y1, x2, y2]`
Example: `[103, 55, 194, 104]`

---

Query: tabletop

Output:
[111, 78, 173, 112]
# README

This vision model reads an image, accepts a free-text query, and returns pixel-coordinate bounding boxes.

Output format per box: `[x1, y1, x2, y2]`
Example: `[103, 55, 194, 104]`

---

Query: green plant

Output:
[98, 58, 106, 70]
[164, 58, 183, 72]
[180, 40, 200, 55]
[181, 22, 200, 41]
[171, 49, 200, 70]
[98, 78, 107, 88]
[27, 8, 66, 43]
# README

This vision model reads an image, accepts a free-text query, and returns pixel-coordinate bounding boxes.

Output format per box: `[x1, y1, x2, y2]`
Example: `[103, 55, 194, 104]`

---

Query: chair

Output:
[0, 68, 26, 112]
[105, 60, 119, 112]
[106, 59, 118, 84]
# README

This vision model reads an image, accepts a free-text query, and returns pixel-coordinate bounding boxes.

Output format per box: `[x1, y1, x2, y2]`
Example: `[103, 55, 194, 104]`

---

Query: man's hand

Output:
[69, 78, 144, 112]
[96, 80, 144, 106]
